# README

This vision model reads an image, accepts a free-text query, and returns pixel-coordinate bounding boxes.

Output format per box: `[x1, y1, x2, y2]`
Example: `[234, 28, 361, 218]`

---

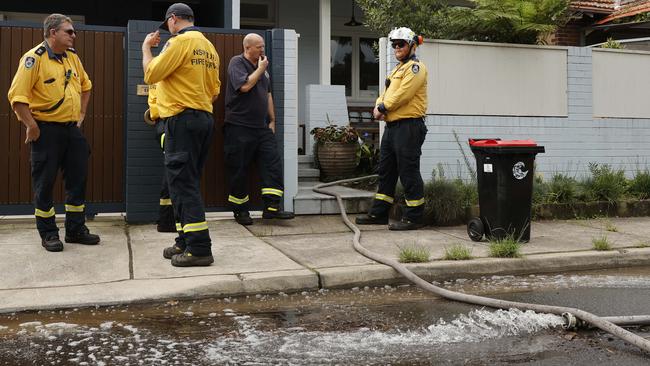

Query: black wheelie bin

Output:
[467, 138, 545, 242]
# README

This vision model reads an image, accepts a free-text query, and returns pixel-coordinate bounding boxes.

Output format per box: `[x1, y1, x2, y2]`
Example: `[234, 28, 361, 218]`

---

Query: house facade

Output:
[556, 0, 650, 47]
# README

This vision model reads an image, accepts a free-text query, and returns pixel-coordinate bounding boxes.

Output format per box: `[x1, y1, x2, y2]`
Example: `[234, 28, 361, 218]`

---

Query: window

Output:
[241, 0, 276, 29]
[359, 38, 379, 98]
[331, 36, 352, 96]
[331, 35, 379, 101]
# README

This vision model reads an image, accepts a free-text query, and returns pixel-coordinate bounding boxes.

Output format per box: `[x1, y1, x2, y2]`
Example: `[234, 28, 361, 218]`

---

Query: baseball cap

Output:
[159, 3, 194, 31]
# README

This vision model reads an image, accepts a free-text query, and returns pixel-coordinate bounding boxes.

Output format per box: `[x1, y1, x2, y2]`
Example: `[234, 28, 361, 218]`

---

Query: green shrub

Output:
[592, 235, 612, 251]
[532, 173, 550, 205]
[443, 243, 473, 260]
[356, 142, 380, 175]
[422, 166, 476, 225]
[546, 173, 579, 203]
[393, 165, 477, 226]
[583, 163, 627, 203]
[627, 170, 650, 200]
[600, 37, 624, 49]
[488, 235, 522, 258]
[398, 245, 431, 263]
[457, 179, 478, 208]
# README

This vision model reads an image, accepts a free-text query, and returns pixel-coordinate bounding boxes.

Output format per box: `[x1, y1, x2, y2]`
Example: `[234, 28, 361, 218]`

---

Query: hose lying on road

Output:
[314, 176, 650, 354]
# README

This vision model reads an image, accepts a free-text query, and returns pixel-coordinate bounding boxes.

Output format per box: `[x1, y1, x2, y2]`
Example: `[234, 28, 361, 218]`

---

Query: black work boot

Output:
[355, 214, 388, 225]
[42, 233, 63, 252]
[234, 211, 253, 226]
[65, 226, 100, 245]
[163, 245, 184, 259]
[262, 209, 295, 220]
[388, 218, 424, 231]
[171, 252, 214, 267]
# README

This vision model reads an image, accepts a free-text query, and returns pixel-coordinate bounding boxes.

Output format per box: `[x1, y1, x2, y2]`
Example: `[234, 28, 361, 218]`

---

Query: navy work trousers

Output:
[163, 109, 214, 256]
[31, 121, 89, 238]
[223, 124, 283, 212]
[369, 118, 427, 222]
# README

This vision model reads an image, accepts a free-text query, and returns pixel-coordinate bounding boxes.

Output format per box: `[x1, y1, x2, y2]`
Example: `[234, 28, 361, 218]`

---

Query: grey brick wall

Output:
[412, 45, 650, 181]
[125, 21, 172, 223]
[272, 29, 298, 211]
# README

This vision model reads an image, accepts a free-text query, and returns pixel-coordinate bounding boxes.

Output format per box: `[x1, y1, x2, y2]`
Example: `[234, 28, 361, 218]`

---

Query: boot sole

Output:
[171, 256, 214, 267]
[42, 244, 64, 252]
[262, 214, 295, 220]
[65, 238, 100, 245]
[388, 224, 424, 231]
[356, 221, 388, 225]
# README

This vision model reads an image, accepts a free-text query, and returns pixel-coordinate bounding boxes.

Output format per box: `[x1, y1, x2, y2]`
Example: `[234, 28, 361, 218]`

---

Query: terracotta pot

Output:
[317, 142, 358, 178]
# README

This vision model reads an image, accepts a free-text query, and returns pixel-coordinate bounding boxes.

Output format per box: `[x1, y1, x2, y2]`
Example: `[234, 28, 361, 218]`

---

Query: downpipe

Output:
[313, 175, 650, 354]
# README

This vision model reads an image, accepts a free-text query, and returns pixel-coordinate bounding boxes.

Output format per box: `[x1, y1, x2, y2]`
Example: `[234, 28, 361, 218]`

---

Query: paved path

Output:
[1, 214, 649, 313]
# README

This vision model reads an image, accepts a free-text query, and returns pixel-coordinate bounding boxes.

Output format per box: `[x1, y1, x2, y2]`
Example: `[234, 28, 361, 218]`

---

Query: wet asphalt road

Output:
[0, 267, 649, 365]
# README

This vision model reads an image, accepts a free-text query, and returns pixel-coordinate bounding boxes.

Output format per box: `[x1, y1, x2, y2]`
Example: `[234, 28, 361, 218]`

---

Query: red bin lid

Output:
[469, 139, 538, 147]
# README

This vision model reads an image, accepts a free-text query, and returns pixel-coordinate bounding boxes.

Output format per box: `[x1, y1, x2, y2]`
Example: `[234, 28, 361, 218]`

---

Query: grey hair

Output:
[43, 14, 72, 39]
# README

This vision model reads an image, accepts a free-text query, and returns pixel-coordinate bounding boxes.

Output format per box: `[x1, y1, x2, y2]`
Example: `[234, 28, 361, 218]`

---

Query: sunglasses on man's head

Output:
[61, 29, 76, 36]
[391, 41, 407, 49]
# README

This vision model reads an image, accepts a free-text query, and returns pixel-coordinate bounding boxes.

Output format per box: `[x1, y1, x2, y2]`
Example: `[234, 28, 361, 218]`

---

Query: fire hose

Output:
[313, 176, 650, 354]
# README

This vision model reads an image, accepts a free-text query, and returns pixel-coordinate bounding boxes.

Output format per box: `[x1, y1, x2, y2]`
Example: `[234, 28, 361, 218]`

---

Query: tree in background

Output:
[357, 0, 571, 45]
[355, 0, 452, 39]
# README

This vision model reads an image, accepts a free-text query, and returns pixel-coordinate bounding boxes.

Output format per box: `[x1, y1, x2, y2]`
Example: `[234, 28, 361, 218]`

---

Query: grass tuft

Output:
[398, 245, 431, 263]
[488, 235, 522, 258]
[603, 220, 618, 232]
[592, 235, 612, 251]
[443, 243, 473, 260]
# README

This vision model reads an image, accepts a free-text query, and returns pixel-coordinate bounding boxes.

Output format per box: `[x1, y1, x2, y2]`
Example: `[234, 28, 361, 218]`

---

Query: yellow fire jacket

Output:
[376, 56, 427, 122]
[144, 27, 221, 118]
[8, 41, 92, 122]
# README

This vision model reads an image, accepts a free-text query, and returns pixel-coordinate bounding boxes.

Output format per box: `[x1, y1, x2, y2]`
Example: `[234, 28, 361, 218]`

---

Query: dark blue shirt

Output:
[224, 54, 271, 128]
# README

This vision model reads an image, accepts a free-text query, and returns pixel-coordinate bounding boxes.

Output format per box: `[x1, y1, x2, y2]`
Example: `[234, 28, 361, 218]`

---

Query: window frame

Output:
[331, 32, 379, 104]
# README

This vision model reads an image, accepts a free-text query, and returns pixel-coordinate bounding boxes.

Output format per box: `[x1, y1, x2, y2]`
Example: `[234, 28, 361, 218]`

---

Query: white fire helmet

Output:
[388, 27, 419, 45]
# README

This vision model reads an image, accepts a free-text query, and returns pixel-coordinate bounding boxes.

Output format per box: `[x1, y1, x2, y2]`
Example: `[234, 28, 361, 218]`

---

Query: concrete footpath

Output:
[1, 212, 650, 313]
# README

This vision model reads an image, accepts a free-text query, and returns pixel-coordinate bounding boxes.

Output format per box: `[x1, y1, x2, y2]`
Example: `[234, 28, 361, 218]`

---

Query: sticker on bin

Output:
[483, 163, 493, 173]
[513, 162, 528, 180]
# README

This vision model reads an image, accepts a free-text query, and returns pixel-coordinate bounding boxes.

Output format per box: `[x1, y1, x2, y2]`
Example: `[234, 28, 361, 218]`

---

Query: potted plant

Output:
[310, 122, 360, 179]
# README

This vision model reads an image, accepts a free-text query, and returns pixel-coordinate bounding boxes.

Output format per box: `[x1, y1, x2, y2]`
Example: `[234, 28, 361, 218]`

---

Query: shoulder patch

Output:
[24, 56, 36, 69]
[411, 64, 419, 74]
[67, 47, 77, 54]
[161, 40, 171, 53]
[35, 46, 46, 56]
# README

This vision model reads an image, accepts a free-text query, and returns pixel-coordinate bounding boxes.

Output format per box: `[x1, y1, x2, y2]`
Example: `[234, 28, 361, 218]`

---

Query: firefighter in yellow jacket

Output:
[142, 2, 221, 267]
[356, 27, 428, 231]
[7, 13, 100, 252]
